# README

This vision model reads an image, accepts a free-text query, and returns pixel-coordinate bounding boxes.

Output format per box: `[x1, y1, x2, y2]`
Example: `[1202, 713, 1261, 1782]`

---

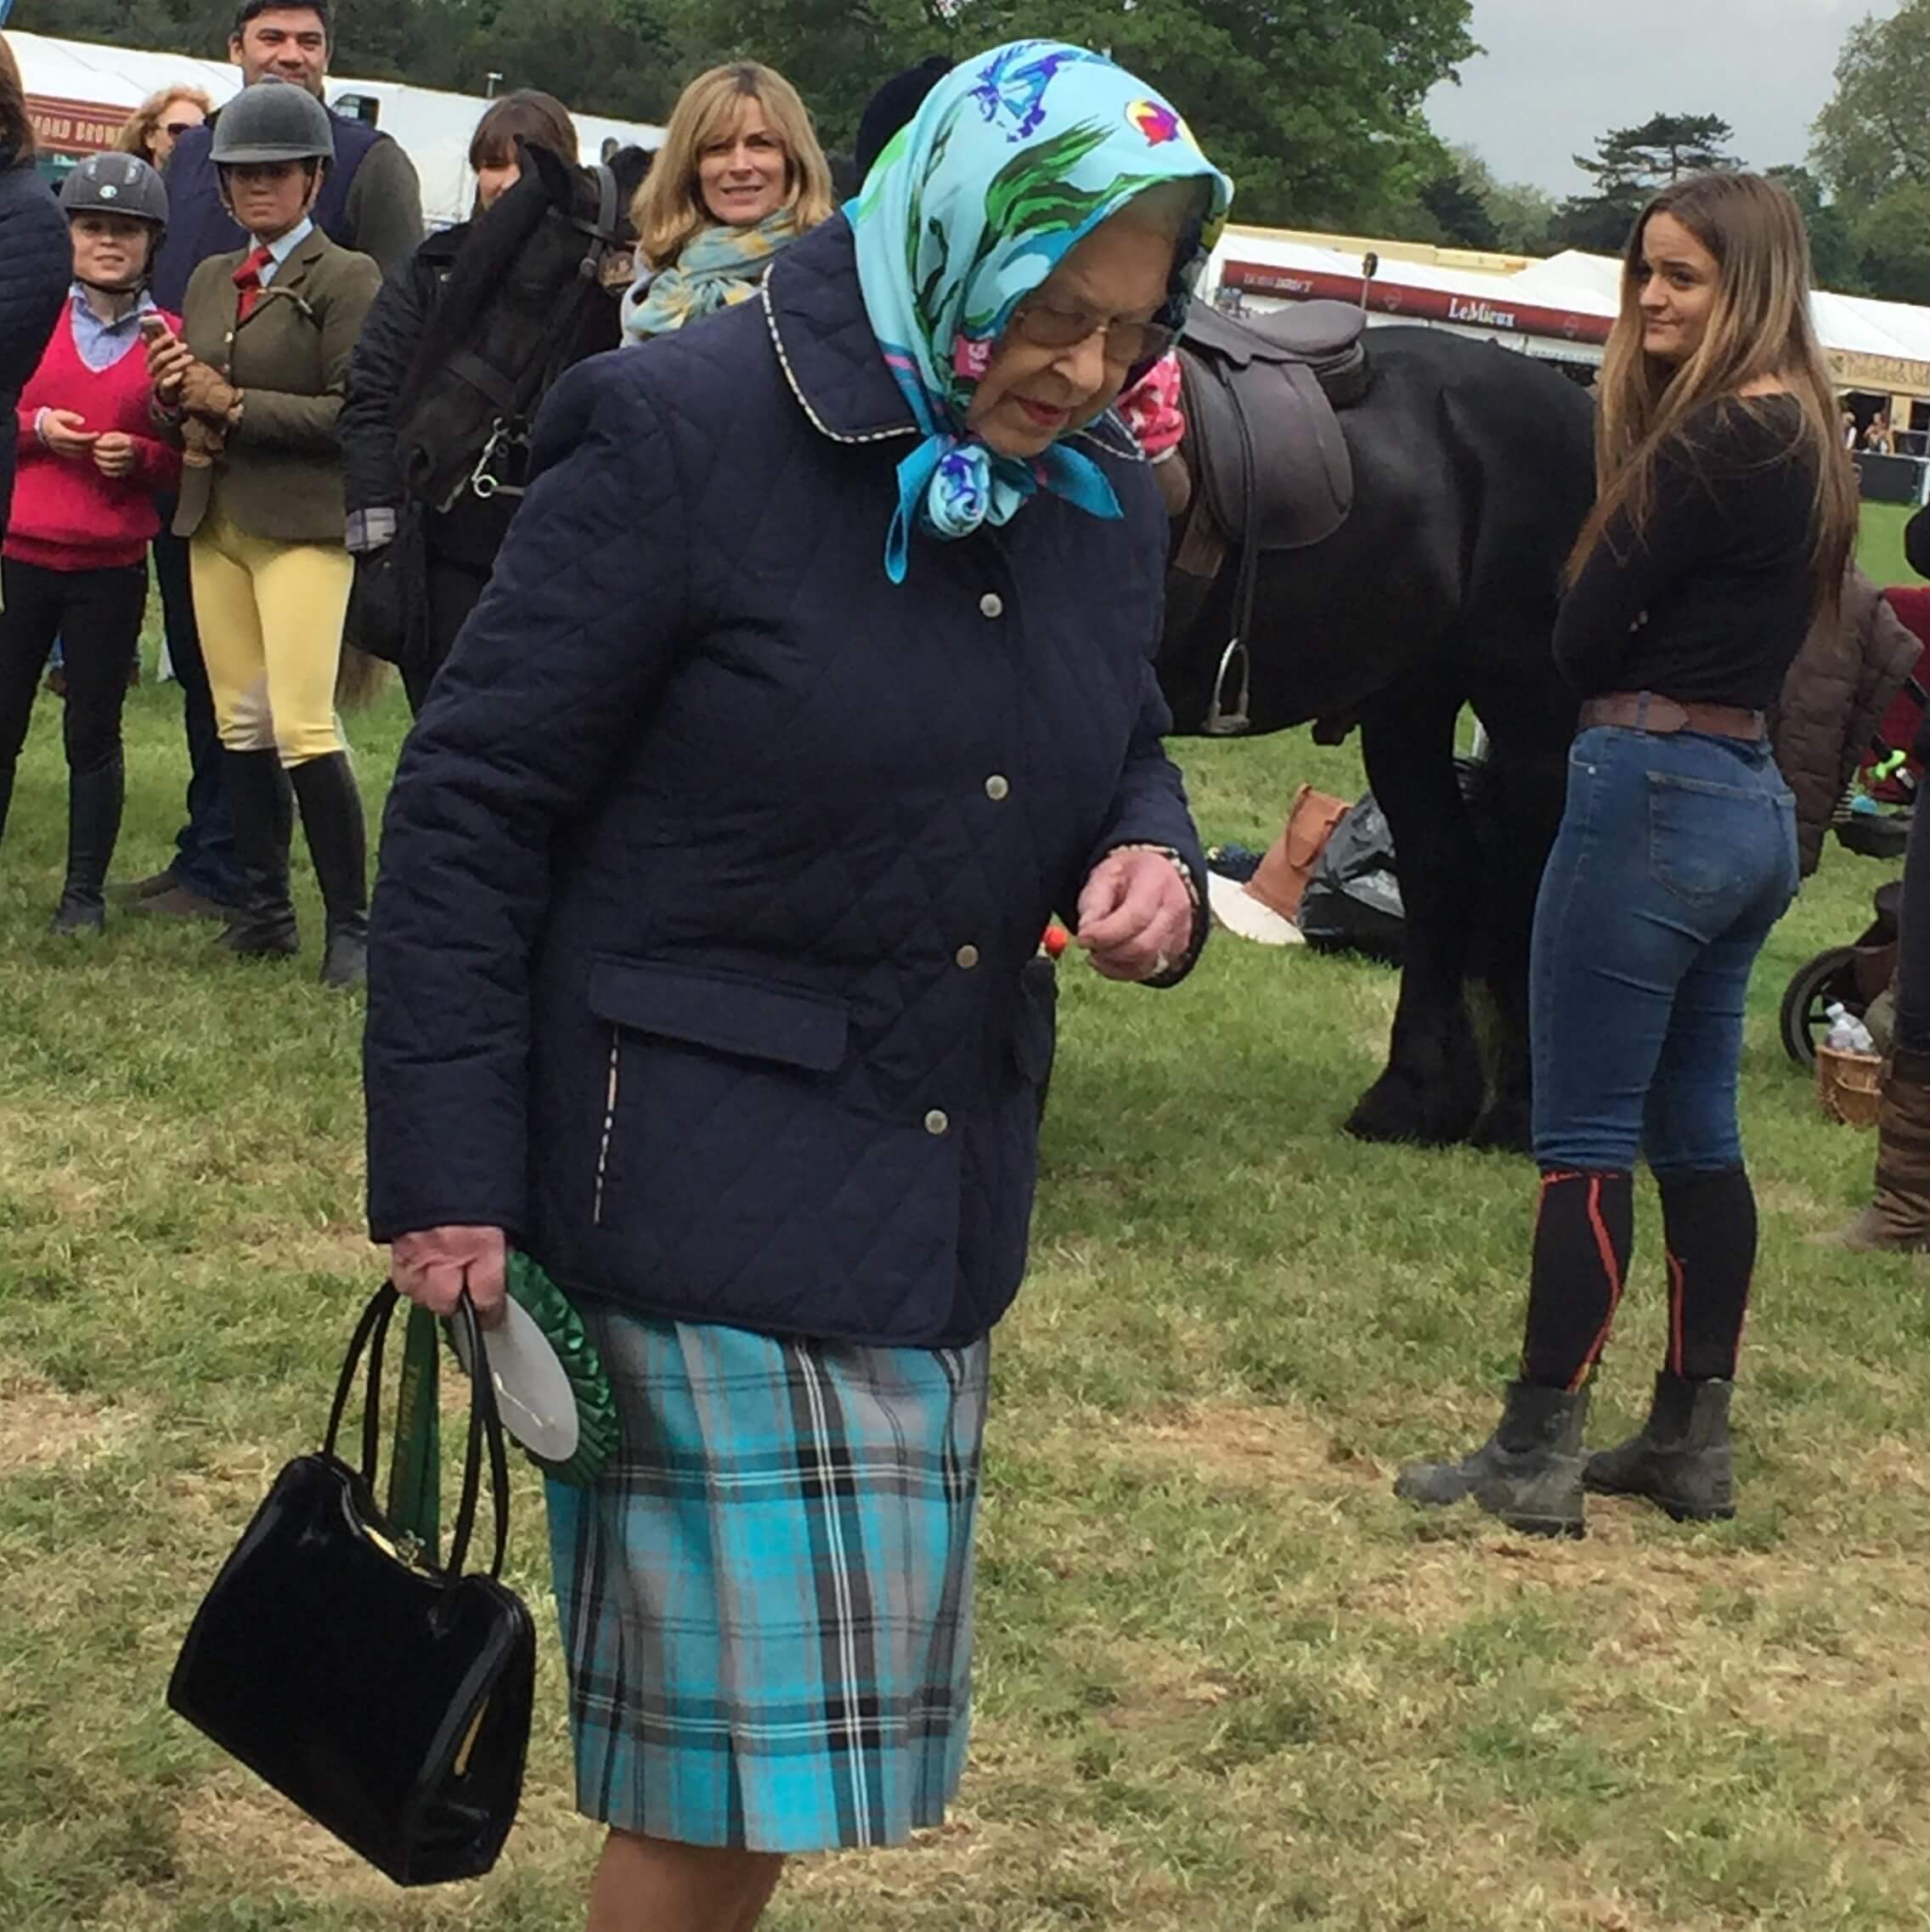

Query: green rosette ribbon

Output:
[496, 1251, 619, 1489]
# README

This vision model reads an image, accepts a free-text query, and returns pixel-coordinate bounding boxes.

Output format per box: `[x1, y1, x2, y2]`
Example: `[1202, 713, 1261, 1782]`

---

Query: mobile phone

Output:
[139, 314, 172, 340]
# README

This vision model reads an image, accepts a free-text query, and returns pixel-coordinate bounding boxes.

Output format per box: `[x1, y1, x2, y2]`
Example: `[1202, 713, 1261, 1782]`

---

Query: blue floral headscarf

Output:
[850, 42, 1233, 584]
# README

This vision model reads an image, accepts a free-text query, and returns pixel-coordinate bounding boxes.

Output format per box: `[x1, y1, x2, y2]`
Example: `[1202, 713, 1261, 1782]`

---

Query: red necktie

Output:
[233, 244, 275, 322]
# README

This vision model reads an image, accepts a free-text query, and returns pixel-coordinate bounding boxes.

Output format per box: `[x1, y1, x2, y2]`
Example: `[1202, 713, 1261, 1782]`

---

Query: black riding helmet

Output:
[59, 153, 170, 292]
[211, 77, 336, 220]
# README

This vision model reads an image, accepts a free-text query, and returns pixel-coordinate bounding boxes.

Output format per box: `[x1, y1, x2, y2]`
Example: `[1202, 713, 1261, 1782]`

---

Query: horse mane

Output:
[398, 139, 651, 415]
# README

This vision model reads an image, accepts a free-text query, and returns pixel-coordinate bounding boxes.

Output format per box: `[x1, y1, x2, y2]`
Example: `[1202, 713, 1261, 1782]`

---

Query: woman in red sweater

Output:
[0, 154, 178, 933]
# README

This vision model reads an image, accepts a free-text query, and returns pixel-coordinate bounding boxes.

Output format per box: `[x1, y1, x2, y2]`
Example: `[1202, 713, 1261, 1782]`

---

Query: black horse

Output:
[1160, 314, 1598, 1150]
[394, 138, 654, 513]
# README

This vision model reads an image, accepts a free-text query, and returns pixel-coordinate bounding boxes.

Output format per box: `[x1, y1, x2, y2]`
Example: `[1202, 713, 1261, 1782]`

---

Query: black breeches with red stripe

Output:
[1520, 1166, 1756, 1389]
[1522, 1169, 1633, 1391]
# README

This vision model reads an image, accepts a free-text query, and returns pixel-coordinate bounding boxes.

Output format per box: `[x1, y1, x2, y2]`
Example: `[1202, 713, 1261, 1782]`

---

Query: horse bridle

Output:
[462, 161, 625, 505]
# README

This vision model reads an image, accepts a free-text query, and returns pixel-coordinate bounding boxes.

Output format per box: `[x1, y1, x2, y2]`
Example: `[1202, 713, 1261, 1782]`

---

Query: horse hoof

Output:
[1468, 1102, 1533, 1157]
[1344, 1073, 1481, 1147]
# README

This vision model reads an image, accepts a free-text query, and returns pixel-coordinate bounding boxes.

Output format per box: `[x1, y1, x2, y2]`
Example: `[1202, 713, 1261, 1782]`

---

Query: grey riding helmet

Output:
[59, 152, 170, 229]
[210, 78, 336, 165]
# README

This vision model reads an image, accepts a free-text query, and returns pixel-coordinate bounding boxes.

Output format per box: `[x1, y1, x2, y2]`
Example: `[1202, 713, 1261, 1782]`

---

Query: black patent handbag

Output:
[167, 1283, 536, 1887]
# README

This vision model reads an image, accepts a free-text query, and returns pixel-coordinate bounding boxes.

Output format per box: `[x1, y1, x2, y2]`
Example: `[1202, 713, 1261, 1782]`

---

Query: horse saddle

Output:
[1177, 298, 1369, 555]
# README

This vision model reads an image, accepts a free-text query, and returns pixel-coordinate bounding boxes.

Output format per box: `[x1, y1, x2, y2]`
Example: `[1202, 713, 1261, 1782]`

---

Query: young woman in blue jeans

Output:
[1398, 171, 1859, 1536]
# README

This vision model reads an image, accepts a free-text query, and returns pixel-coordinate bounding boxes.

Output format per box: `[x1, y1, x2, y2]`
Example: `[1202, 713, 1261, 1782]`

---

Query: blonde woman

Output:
[1398, 172, 1859, 1536]
[116, 84, 214, 171]
[621, 61, 832, 341]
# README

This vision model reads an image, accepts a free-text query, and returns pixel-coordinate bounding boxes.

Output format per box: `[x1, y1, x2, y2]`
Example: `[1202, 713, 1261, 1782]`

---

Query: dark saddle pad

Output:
[1178, 298, 1369, 554]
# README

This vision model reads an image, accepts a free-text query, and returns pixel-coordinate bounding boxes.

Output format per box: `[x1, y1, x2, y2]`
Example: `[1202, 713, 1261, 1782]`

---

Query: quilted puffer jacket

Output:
[364, 213, 1208, 1349]
[1771, 564, 1921, 876]
[0, 155, 73, 536]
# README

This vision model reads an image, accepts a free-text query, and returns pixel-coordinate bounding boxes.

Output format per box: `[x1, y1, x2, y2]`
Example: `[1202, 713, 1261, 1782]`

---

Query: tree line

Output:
[1406, 0, 1930, 305]
[14, 0, 1477, 234]
[25, 0, 1930, 302]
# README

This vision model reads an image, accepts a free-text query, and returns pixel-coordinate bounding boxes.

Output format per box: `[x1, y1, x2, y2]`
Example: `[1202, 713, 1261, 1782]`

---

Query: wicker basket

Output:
[1816, 1043, 1883, 1128]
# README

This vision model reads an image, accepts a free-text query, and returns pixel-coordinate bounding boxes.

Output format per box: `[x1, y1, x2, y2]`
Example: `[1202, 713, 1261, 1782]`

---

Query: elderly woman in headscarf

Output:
[364, 42, 1228, 1931]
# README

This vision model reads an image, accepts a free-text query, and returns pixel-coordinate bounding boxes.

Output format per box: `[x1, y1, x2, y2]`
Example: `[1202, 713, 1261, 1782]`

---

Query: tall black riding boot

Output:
[214, 748, 298, 958]
[1583, 1373, 1735, 1522]
[48, 753, 124, 936]
[1394, 1381, 1590, 1537]
[290, 752, 368, 989]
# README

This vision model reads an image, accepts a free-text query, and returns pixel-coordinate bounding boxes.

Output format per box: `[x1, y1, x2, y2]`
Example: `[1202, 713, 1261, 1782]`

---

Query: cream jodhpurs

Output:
[189, 515, 352, 765]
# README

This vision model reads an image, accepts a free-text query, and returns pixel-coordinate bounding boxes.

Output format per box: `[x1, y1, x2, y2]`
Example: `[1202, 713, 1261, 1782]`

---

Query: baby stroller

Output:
[1779, 626, 1923, 1067]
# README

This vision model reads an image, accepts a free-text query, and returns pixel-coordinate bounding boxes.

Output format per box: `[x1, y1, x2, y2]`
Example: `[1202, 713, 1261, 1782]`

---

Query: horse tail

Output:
[336, 643, 391, 714]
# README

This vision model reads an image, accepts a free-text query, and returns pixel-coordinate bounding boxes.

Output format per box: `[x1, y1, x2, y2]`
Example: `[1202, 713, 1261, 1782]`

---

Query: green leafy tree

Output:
[1854, 182, 1930, 305]
[1812, 0, 1930, 206]
[657, 0, 950, 154]
[1433, 145, 1554, 253]
[1415, 160, 1501, 251]
[978, 0, 1477, 230]
[1766, 161, 1864, 294]
[1551, 111, 1742, 253]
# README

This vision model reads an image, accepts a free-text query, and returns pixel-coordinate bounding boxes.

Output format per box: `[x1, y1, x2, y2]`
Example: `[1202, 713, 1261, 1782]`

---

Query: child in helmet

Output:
[0, 151, 178, 934]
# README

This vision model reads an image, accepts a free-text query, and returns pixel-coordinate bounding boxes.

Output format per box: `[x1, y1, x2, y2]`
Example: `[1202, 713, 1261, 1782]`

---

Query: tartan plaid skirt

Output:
[545, 1304, 989, 1852]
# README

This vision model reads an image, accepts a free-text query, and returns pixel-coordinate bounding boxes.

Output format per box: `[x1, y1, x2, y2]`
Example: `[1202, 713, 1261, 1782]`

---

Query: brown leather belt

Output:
[1578, 692, 1767, 741]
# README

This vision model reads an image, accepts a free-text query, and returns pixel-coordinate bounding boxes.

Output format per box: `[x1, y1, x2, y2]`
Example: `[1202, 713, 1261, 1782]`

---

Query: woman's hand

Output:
[1075, 846, 1195, 981]
[390, 1225, 508, 1327]
[39, 410, 99, 460]
[145, 326, 194, 401]
[92, 432, 137, 478]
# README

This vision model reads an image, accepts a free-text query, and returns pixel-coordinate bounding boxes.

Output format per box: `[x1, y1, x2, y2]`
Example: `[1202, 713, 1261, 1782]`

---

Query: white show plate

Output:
[451, 1297, 581, 1462]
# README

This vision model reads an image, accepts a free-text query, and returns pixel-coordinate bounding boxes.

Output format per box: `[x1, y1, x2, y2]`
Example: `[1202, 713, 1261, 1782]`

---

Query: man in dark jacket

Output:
[125, 0, 422, 918]
[0, 104, 72, 539]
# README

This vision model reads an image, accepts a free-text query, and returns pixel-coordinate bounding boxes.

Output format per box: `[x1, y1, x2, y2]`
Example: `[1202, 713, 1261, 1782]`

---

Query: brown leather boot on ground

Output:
[1820, 1046, 1930, 1252]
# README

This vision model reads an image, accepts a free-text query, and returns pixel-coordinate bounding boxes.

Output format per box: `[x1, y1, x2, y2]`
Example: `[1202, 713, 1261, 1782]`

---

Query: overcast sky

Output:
[1425, 0, 1905, 195]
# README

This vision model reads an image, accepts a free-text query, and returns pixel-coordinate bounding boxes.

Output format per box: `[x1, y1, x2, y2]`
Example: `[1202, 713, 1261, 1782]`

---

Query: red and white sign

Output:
[1221, 257, 1613, 350]
[27, 92, 128, 158]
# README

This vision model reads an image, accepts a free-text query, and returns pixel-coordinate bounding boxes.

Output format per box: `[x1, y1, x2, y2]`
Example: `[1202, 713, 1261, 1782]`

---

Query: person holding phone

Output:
[0, 155, 178, 934]
[146, 81, 380, 987]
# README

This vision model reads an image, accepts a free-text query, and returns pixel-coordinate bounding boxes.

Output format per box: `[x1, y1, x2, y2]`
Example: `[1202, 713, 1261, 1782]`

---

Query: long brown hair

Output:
[1572, 171, 1857, 614]
[630, 61, 833, 269]
[0, 34, 35, 163]
[468, 88, 578, 172]
[116, 84, 215, 163]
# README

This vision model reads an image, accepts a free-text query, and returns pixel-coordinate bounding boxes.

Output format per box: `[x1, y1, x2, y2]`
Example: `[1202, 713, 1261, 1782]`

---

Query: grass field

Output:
[3, 528, 1929, 1932]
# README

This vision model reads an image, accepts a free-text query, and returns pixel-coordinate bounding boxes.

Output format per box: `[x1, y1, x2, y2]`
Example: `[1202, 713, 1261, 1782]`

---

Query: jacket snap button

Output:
[924, 1109, 950, 1136]
[979, 592, 1003, 619]
[955, 944, 979, 969]
[984, 775, 1009, 801]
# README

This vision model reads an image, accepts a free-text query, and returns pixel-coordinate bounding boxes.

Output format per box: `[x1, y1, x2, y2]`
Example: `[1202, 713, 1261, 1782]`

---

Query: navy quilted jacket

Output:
[0, 158, 73, 536]
[364, 213, 1207, 1349]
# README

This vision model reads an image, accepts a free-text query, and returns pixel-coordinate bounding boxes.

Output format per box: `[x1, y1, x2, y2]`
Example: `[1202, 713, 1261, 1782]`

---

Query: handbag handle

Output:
[323, 1282, 512, 1583]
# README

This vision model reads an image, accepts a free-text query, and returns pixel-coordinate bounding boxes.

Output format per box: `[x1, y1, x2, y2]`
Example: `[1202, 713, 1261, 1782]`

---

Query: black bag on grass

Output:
[1297, 791, 1405, 963]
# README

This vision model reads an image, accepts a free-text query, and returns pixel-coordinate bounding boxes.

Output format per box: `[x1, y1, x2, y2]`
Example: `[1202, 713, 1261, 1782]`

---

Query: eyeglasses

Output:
[1008, 301, 1174, 368]
[162, 121, 200, 138]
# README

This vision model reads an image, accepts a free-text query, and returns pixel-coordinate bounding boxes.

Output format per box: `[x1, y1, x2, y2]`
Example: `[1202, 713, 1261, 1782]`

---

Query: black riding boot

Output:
[1583, 1373, 1734, 1522]
[1394, 1381, 1590, 1537]
[48, 753, 123, 936]
[290, 753, 368, 989]
[214, 748, 298, 958]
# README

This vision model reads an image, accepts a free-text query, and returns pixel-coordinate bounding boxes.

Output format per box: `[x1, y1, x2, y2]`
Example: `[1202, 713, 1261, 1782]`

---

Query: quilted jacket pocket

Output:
[586, 958, 849, 1071]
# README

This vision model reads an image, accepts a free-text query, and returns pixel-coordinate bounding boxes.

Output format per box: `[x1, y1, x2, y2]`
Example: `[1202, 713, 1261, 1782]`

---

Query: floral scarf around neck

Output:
[850, 41, 1232, 584]
[622, 204, 803, 342]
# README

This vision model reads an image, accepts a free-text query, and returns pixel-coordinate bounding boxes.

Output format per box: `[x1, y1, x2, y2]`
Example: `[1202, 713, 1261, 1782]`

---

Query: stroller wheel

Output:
[1780, 946, 1861, 1068]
